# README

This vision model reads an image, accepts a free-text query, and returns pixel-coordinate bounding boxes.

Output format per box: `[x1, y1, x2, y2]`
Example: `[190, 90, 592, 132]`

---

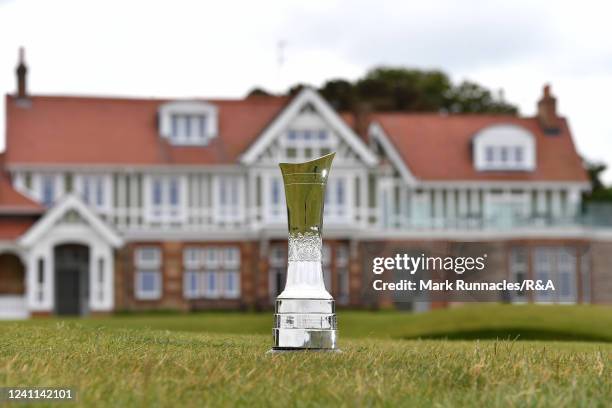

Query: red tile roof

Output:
[4, 93, 588, 183]
[5, 94, 290, 166]
[372, 113, 588, 182]
[0, 217, 37, 240]
[0, 154, 44, 214]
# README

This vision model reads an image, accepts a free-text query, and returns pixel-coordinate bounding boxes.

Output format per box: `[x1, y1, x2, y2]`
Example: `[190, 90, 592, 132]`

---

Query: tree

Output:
[583, 159, 612, 202]
[247, 87, 273, 97]
[444, 81, 517, 114]
[247, 66, 520, 115]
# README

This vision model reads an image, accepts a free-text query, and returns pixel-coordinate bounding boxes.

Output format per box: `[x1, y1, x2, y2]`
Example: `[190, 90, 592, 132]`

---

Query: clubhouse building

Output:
[1, 51, 611, 318]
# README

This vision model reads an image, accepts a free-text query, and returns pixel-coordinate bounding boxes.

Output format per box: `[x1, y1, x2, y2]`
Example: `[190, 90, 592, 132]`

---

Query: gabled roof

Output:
[371, 113, 589, 183]
[0, 154, 43, 214]
[19, 194, 123, 248]
[240, 88, 378, 165]
[5, 94, 289, 166]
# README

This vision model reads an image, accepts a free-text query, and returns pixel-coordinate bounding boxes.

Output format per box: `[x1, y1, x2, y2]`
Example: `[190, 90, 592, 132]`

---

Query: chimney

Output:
[16, 47, 28, 100]
[537, 83, 560, 134]
[353, 101, 372, 139]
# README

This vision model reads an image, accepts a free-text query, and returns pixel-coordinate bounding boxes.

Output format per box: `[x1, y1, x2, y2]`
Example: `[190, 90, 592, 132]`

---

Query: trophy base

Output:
[272, 298, 338, 350]
[267, 348, 342, 354]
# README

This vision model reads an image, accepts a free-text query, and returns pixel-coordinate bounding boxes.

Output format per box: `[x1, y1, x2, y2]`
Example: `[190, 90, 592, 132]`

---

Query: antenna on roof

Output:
[277, 40, 287, 93]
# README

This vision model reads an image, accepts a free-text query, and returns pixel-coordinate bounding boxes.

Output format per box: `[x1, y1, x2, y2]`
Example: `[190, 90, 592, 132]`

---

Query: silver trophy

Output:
[271, 153, 339, 351]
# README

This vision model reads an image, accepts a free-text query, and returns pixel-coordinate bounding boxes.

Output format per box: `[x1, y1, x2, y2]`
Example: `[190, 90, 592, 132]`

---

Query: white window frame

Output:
[509, 247, 528, 303]
[32, 173, 64, 207]
[75, 174, 112, 213]
[473, 124, 536, 171]
[182, 246, 241, 299]
[158, 101, 218, 146]
[144, 175, 187, 223]
[134, 247, 162, 300]
[533, 247, 577, 304]
[213, 175, 245, 223]
[325, 174, 352, 223]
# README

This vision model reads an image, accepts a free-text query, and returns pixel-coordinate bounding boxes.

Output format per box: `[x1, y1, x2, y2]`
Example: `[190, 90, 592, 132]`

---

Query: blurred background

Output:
[0, 0, 611, 343]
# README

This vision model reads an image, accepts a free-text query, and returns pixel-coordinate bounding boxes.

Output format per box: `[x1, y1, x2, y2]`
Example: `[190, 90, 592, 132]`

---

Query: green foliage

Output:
[246, 87, 272, 97]
[445, 80, 518, 114]
[583, 159, 612, 203]
[248, 66, 520, 114]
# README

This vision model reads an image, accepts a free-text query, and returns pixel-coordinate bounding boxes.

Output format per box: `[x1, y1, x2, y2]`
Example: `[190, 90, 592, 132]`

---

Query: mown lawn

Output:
[10, 304, 612, 342]
[1, 305, 611, 407]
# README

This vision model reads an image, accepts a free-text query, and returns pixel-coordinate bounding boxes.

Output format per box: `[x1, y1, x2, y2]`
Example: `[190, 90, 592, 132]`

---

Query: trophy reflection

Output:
[271, 153, 339, 351]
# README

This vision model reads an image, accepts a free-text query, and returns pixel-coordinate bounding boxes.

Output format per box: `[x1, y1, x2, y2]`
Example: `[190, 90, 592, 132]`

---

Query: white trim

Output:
[158, 100, 218, 145]
[419, 180, 591, 190]
[368, 122, 417, 185]
[240, 88, 378, 166]
[18, 194, 123, 248]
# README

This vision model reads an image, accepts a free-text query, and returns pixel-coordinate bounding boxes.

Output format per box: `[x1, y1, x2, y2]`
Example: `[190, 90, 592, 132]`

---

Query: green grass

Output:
[11, 304, 612, 342]
[1, 305, 611, 406]
[0, 325, 610, 407]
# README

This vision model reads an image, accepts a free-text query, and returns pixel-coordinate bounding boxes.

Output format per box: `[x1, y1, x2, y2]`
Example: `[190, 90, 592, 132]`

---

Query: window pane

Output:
[230, 178, 239, 205]
[204, 248, 219, 267]
[136, 247, 161, 268]
[184, 115, 191, 138]
[141, 272, 156, 291]
[169, 178, 180, 206]
[42, 175, 55, 207]
[500, 147, 508, 162]
[183, 247, 202, 268]
[83, 177, 91, 204]
[184, 271, 199, 298]
[153, 179, 163, 205]
[224, 247, 240, 267]
[515, 146, 523, 163]
[225, 271, 240, 298]
[485, 147, 494, 163]
[199, 116, 207, 138]
[171, 115, 179, 138]
[137, 270, 161, 299]
[336, 245, 349, 267]
[337, 179, 345, 205]
[272, 178, 280, 205]
[96, 178, 104, 206]
[219, 179, 227, 205]
[318, 130, 327, 140]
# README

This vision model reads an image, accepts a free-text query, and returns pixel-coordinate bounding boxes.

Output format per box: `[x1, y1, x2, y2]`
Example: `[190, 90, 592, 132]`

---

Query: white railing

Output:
[103, 206, 596, 234]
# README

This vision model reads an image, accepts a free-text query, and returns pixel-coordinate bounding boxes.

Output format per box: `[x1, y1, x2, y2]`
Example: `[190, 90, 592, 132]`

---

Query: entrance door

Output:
[54, 244, 89, 315]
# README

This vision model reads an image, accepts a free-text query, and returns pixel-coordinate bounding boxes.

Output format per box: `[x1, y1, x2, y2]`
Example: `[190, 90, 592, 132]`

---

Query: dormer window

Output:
[159, 101, 218, 146]
[474, 124, 536, 171]
[171, 114, 207, 141]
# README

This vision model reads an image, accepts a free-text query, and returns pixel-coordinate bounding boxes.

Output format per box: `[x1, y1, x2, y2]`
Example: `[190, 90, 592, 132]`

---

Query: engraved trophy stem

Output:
[271, 153, 339, 351]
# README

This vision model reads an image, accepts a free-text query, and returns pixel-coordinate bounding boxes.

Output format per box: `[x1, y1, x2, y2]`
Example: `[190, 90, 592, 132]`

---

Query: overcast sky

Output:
[1, 0, 611, 181]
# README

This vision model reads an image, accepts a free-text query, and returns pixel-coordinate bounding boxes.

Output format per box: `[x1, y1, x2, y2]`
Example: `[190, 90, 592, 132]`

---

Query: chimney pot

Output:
[16, 47, 28, 100]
